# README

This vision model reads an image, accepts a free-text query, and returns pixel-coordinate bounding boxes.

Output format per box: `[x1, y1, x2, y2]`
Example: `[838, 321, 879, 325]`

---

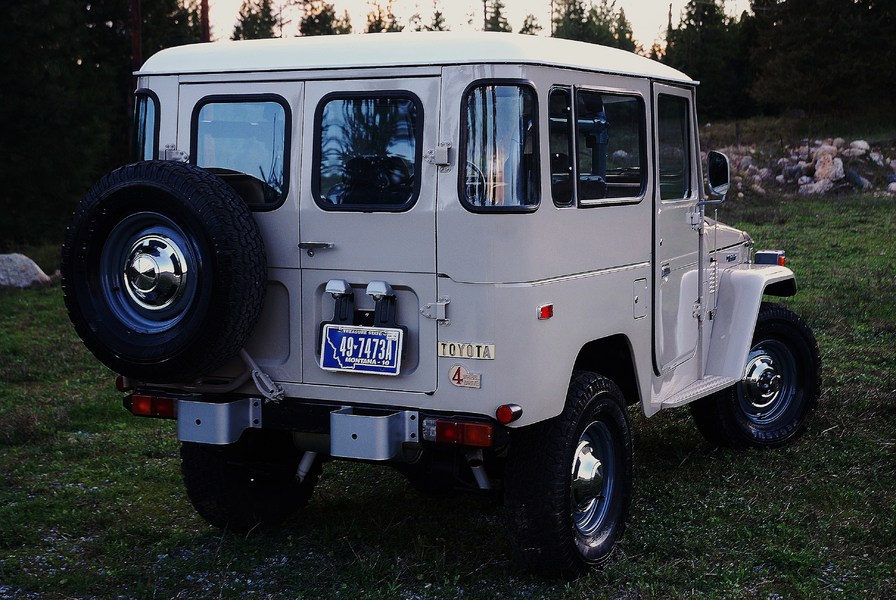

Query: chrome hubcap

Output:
[743, 354, 782, 410]
[571, 440, 604, 512]
[123, 235, 188, 311]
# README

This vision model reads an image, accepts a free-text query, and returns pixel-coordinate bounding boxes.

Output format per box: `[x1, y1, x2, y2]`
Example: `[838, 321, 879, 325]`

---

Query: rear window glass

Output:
[314, 95, 421, 211]
[192, 96, 289, 208]
[461, 83, 539, 211]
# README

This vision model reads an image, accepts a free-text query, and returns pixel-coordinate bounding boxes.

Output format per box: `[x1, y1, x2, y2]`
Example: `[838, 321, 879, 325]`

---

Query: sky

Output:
[208, 0, 751, 49]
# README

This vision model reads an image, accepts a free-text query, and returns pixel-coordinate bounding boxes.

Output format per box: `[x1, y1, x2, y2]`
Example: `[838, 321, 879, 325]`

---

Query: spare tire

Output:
[61, 161, 267, 383]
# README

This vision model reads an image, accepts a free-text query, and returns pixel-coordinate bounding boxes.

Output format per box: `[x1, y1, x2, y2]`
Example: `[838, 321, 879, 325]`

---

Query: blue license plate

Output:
[320, 325, 403, 376]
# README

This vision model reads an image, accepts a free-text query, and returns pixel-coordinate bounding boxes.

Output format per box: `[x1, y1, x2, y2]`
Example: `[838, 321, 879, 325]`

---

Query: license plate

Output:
[320, 325, 403, 376]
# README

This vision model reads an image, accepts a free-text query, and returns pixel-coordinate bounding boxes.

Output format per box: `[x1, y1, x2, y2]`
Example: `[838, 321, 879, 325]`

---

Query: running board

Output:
[661, 375, 737, 409]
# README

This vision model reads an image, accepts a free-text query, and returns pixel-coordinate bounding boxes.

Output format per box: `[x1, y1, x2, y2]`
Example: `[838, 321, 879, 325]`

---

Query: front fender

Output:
[705, 264, 796, 380]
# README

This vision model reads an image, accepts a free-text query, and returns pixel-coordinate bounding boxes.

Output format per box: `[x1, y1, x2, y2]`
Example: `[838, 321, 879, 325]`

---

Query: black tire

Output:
[504, 371, 633, 579]
[60, 161, 266, 383]
[690, 302, 821, 449]
[181, 430, 320, 533]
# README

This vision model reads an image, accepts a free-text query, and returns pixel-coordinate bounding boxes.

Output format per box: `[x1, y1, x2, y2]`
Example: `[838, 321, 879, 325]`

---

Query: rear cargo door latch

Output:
[421, 298, 450, 325]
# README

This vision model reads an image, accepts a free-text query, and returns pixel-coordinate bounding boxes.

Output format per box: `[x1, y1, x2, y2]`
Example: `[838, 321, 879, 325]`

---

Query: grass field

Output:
[1, 192, 894, 599]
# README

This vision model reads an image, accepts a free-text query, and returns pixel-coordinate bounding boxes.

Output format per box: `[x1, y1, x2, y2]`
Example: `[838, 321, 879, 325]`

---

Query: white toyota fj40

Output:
[61, 33, 821, 578]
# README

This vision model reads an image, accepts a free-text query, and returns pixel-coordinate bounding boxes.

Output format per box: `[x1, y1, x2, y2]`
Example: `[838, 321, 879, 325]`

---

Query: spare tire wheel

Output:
[61, 161, 267, 383]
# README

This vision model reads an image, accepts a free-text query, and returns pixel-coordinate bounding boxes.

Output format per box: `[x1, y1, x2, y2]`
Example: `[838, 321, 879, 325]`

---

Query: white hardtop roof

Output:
[138, 31, 695, 84]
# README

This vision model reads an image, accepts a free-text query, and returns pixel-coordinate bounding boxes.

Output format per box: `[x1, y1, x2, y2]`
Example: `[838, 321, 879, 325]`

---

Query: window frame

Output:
[458, 79, 541, 214]
[189, 93, 292, 212]
[572, 86, 648, 208]
[548, 86, 575, 207]
[311, 90, 424, 213]
[656, 92, 693, 202]
[132, 89, 160, 162]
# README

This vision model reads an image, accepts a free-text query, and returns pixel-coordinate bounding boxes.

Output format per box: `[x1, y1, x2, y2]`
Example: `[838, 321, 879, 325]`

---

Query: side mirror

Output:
[706, 151, 730, 199]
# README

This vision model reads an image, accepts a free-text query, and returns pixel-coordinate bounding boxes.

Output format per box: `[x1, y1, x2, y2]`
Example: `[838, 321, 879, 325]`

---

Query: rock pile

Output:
[712, 138, 896, 198]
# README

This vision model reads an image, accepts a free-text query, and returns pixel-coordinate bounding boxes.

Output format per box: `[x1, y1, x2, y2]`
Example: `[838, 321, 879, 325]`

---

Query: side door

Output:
[652, 83, 701, 382]
[299, 77, 441, 393]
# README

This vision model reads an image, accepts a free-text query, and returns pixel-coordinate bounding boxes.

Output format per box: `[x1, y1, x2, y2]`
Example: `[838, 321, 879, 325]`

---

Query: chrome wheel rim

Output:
[739, 339, 798, 425]
[571, 420, 616, 536]
[100, 212, 201, 335]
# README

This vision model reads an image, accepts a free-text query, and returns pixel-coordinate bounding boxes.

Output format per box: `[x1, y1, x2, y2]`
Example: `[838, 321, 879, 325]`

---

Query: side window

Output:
[461, 83, 539, 211]
[657, 94, 691, 200]
[549, 87, 574, 207]
[192, 96, 289, 208]
[575, 90, 645, 203]
[132, 90, 158, 162]
[315, 95, 420, 211]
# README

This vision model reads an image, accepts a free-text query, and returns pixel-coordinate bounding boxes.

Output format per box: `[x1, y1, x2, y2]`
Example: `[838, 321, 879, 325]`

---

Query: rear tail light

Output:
[422, 418, 493, 447]
[127, 393, 177, 419]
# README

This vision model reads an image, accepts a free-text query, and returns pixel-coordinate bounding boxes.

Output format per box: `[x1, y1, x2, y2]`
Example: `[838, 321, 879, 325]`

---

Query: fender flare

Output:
[705, 264, 797, 380]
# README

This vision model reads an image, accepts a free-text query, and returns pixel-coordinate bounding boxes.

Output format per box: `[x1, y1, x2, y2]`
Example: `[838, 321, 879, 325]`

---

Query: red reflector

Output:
[778, 255, 787, 267]
[129, 394, 176, 419]
[115, 375, 133, 392]
[538, 304, 554, 320]
[496, 403, 523, 424]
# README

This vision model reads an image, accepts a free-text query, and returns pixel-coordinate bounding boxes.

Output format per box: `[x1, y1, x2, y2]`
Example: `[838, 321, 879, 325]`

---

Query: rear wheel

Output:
[505, 371, 632, 578]
[181, 430, 320, 532]
[690, 302, 821, 448]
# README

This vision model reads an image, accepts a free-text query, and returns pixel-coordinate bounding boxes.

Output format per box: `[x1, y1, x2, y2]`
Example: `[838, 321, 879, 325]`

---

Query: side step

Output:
[661, 375, 737, 409]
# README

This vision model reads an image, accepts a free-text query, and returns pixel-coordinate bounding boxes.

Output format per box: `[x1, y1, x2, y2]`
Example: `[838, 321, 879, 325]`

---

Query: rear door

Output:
[299, 77, 441, 392]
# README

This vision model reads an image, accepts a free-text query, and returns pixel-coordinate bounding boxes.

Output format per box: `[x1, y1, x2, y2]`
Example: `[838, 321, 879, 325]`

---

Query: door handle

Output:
[299, 242, 334, 256]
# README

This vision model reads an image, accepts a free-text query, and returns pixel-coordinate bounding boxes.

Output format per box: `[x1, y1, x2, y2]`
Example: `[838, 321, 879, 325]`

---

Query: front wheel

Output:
[504, 371, 632, 578]
[690, 302, 821, 448]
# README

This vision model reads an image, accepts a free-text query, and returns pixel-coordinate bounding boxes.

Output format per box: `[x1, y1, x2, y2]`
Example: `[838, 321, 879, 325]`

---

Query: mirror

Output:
[707, 150, 730, 198]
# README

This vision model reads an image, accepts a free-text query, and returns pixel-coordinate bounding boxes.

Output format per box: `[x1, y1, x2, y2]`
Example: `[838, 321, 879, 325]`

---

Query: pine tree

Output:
[232, 0, 277, 40]
[366, 1, 403, 33]
[519, 14, 543, 35]
[299, 1, 351, 36]
[484, 0, 512, 32]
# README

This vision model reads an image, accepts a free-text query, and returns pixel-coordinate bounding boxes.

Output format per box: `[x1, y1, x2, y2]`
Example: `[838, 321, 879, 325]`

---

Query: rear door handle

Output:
[299, 242, 334, 256]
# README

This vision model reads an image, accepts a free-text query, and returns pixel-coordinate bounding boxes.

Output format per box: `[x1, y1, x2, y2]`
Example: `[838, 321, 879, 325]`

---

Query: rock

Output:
[846, 169, 873, 190]
[889, 159, 896, 174]
[887, 174, 896, 184]
[739, 156, 754, 171]
[869, 152, 885, 167]
[833, 137, 846, 148]
[889, 182, 896, 194]
[815, 154, 844, 181]
[775, 174, 786, 184]
[850, 140, 870, 152]
[798, 175, 813, 185]
[812, 144, 838, 160]
[799, 179, 834, 195]
[842, 148, 866, 158]
[759, 167, 775, 182]
[0, 254, 52, 288]
[751, 184, 766, 195]
[784, 165, 804, 181]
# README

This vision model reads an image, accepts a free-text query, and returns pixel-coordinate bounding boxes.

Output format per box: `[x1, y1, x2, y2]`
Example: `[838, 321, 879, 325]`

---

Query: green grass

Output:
[1, 193, 894, 598]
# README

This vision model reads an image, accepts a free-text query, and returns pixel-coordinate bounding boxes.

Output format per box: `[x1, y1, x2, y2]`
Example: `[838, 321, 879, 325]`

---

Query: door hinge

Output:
[421, 298, 450, 325]
[688, 210, 703, 231]
[692, 302, 704, 322]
